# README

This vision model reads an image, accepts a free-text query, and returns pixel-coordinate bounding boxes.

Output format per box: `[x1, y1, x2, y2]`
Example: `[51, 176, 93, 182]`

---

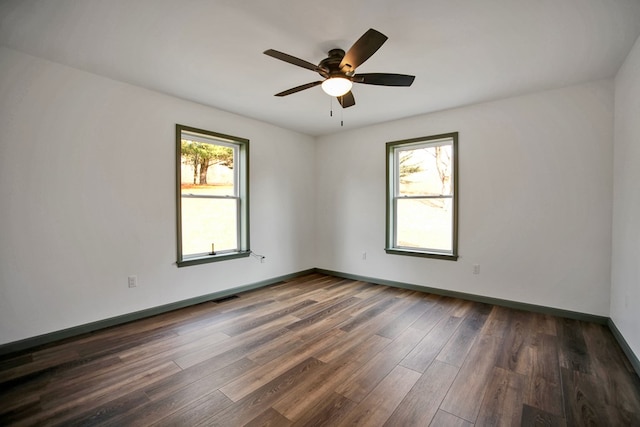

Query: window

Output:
[386, 132, 458, 260]
[176, 124, 249, 266]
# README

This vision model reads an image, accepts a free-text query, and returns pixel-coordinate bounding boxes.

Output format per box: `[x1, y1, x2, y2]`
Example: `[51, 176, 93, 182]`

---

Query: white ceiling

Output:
[2, 0, 640, 136]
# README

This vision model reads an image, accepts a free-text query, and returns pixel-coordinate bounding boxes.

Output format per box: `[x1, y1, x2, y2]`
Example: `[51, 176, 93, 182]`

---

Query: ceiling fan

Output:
[264, 28, 415, 108]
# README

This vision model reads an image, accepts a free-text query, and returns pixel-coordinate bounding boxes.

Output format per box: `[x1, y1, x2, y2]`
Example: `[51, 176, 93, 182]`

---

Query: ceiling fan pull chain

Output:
[341, 102, 344, 127]
[330, 97, 333, 117]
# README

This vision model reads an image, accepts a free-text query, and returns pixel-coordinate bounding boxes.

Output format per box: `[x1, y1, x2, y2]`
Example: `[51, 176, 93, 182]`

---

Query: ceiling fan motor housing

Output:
[319, 49, 350, 77]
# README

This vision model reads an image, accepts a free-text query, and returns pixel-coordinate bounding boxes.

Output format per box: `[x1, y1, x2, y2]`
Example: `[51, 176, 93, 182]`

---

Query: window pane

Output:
[181, 197, 238, 255]
[396, 198, 452, 251]
[176, 124, 249, 266]
[180, 139, 235, 196]
[398, 144, 452, 196]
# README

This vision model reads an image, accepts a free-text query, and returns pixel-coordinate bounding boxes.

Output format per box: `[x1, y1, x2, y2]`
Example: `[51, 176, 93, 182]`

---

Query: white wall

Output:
[316, 81, 614, 316]
[611, 34, 640, 358]
[0, 47, 316, 345]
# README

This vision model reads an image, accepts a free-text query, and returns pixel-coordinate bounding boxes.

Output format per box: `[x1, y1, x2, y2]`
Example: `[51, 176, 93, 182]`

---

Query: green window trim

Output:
[176, 124, 250, 267]
[176, 251, 251, 268]
[385, 132, 459, 261]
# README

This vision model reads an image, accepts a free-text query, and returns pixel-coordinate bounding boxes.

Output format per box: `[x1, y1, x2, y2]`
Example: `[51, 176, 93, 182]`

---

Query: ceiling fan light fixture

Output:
[321, 77, 352, 97]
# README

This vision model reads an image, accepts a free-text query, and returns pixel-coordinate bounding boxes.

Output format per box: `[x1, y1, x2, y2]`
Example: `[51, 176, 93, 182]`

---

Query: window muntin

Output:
[386, 133, 458, 260]
[176, 125, 249, 266]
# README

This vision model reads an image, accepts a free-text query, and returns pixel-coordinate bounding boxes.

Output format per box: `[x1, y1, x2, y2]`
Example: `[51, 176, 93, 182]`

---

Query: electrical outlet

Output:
[473, 264, 480, 275]
[128, 275, 137, 288]
[362, 252, 367, 260]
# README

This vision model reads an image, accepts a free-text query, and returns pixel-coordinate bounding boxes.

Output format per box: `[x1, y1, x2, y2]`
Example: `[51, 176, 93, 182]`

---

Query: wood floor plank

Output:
[440, 334, 502, 422]
[384, 359, 459, 426]
[62, 390, 151, 427]
[290, 280, 365, 311]
[0, 346, 79, 384]
[117, 330, 230, 365]
[173, 314, 297, 369]
[336, 326, 426, 402]
[410, 295, 457, 332]
[20, 361, 181, 426]
[0, 354, 123, 413]
[429, 410, 474, 427]
[561, 367, 610, 426]
[175, 326, 292, 373]
[436, 302, 492, 367]
[495, 309, 535, 376]
[376, 297, 434, 339]
[143, 357, 255, 402]
[336, 365, 422, 427]
[221, 299, 317, 336]
[285, 296, 362, 332]
[34, 350, 166, 401]
[352, 281, 389, 300]
[171, 299, 277, 336]
[400, 315, 462, 373]
[39, 359, 181, 410]
[475, 366, 526, 426]
[525, 333, 564, 416]
[247, 326, 344, 367]
[2, 273, 639, 426]
[220, 327, 345, 401]
[558, 318, 592, 374]
[244, 407, 292, 427]
[0, 397, 41, 426]
[34, 358, 129, 412]
[520, 404, 567, 427]
[313, 314, 394, 364]
[200, 357, 325, 426]
[581, 322, 640, 424]
[150, 390, 232, 426]
[290, 392, 357, 427]
[338, 295, 401, 333]
[272, 334, 391, 421]
[73, 327, 179, 359]
[531, 312, 558, 336]
[286, 309, 354, 344]
[0, 353, 33, 373]
[107, 368, 241, 426]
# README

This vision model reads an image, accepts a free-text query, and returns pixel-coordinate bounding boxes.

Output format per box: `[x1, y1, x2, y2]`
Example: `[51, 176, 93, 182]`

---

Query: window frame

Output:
[176, 124, 250, 267]
[385, 132, 459, 261]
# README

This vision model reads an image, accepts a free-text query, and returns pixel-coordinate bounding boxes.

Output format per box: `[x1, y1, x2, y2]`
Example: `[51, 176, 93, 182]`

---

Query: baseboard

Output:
[314, 268, 609, 325]
[607, 319, 640, 376]
[0, 268, 315, 357]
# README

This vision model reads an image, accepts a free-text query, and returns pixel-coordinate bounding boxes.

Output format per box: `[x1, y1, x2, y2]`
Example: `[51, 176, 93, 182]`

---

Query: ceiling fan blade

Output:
[353, 73, 415, 86]
[264, 49, 328, 75]
[274, 81, 323, 97]
[339, 29, 388, 73]
[337, 91, 355, 108]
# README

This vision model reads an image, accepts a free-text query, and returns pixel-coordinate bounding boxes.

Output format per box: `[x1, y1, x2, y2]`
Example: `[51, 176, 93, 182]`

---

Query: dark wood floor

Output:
[1, 273, 639, 426]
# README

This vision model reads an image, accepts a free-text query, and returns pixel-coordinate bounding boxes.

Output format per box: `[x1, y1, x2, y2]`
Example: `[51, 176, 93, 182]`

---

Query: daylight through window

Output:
[386, 132, 458, 260]
[176, 124, 249, 266]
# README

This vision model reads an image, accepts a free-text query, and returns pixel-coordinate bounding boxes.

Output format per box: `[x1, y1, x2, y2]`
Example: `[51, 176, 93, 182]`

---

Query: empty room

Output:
[1, 0, 640, 425]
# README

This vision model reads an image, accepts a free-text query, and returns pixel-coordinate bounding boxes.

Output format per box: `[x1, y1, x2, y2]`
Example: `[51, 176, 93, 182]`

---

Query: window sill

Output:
[177, 251, 251, 267]
[385, 248, 458, 261]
